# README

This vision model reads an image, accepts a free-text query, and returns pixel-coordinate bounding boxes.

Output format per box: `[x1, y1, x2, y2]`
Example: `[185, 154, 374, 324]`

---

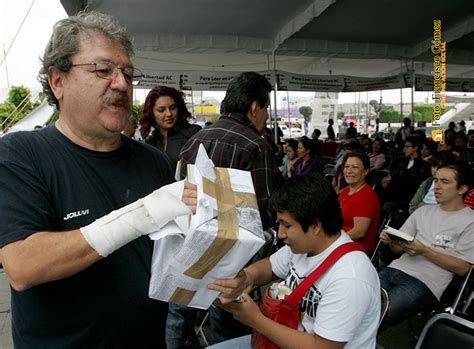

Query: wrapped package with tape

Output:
[148, 144, 266, 309]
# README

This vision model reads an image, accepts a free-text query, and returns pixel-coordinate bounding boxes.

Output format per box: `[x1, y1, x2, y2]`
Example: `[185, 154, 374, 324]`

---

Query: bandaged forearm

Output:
[80, 182, 191, 257]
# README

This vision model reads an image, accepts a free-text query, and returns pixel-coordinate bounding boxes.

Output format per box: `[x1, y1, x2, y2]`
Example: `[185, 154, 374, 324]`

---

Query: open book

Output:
[385, 226, 414, 243]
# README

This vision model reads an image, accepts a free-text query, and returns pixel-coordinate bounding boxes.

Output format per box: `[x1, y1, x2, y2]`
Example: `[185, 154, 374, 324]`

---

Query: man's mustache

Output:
[102, 92, 131, 109]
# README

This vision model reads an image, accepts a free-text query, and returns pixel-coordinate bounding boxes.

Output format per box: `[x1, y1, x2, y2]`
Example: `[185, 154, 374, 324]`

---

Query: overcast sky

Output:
[0, 0, 67, 92]
[0, 0, 436, 105]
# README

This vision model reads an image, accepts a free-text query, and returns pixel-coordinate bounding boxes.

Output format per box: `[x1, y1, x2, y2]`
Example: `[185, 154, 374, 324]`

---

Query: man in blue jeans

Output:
[378, 162, 473, 330]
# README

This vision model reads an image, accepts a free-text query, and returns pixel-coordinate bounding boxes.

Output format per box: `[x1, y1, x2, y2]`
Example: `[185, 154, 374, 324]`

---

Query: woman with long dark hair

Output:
[139, 86, 201, 172]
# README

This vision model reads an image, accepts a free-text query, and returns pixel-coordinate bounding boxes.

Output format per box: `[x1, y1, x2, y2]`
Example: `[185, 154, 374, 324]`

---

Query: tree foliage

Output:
[369, 99, 383, 114]
[8, 85, 32, 109]
[378, 103, 448, 123]
[413, 104, 446, 122]
[0, 103, 16, 127]
[379, 109, 400, 123]
[299, 106, 312, 122]
[0, 86, 43, 130]
[132, 103, 142, 121]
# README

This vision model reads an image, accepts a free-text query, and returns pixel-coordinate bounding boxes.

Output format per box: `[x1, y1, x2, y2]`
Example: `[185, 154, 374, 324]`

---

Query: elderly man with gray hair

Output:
[0, 11, 196, 348]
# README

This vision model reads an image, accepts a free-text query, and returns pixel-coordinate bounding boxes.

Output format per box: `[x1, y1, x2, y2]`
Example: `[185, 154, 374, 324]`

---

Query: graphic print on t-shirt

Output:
[285, 262, 322, 319]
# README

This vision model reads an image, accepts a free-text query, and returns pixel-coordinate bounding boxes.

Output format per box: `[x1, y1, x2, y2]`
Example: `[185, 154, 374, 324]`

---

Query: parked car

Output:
[290, 128, 303, 138]
[279, 125, 290, 138]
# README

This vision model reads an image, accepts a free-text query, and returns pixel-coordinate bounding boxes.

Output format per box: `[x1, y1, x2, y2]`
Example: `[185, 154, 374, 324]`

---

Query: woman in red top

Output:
[338, 151, 380, 253]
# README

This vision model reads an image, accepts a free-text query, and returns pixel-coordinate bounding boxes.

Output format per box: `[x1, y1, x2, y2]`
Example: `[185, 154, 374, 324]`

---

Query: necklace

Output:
[348, 182, 366, 195]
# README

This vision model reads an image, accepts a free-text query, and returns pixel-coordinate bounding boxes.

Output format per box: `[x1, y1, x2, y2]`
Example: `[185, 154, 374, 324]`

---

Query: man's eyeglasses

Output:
[70, 61, 143, 85]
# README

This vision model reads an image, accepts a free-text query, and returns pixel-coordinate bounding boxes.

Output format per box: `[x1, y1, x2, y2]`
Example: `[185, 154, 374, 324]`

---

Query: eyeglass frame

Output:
[69, 61, 143, 85]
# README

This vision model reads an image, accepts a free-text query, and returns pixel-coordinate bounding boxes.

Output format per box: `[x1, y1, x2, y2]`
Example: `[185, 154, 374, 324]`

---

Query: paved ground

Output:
[0, 270, 13, 349]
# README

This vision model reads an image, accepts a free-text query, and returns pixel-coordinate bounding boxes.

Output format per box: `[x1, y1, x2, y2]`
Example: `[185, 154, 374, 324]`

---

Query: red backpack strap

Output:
[284, 242, 364, 309]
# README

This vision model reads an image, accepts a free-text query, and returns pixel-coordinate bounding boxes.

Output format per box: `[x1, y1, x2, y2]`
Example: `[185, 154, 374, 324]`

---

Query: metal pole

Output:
[358, 92, 361, 133]
[400, 61, 403, 124]
[411, 60, 415, 123]
[287, 90, 291, 128]
[190, 90, 195, 118]
[366, 91, 369, 133]
[272, 51, 279, 144]
[3, 44, 9, 88]
[266, 54, 275, 139]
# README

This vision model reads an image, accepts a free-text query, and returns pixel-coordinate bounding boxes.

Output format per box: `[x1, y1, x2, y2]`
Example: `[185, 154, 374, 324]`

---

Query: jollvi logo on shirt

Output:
[63, 209, 90, 221]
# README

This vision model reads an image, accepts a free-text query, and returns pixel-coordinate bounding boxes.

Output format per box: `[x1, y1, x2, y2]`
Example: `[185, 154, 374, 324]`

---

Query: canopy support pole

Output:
[400, 61, 403, 125]
[272, 51, 279, 144]
[411, 60, 415, 124]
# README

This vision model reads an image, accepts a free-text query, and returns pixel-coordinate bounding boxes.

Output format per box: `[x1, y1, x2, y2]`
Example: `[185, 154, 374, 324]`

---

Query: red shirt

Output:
[338, 184, 380, 253]
[464, 188, 474, 209]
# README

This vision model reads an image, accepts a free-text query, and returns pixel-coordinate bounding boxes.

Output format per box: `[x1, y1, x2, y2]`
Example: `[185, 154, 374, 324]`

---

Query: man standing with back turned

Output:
[0, 11, 196, 348]
[170, 72, 280, 347]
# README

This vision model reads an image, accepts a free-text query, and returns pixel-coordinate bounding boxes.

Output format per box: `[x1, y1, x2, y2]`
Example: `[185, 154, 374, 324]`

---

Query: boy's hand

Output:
[208, 270, 251, 304]
[215, 293, 262, 328]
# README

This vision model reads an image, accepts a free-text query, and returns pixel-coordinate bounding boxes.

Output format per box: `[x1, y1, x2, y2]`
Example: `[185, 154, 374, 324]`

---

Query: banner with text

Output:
[137, 69, 474, 93]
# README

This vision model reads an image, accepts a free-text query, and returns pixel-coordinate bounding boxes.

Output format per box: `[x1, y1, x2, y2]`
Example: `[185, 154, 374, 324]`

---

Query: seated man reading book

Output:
[378, 162, 474, 330]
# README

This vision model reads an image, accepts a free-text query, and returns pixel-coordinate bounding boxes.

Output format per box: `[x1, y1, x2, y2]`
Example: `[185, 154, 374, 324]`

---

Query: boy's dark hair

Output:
[285, 138, 298, 152]
[270, 174, 342, 235]
[344, 140, 364, 152]
[405, 136, 422, 153]
[299, 136, 318, 157]
[220, 72, 272, 115]
[437, 161, 473, 190]
[312, 129, 322, 137]
[423, 139, 437, 153]
[430, 151, 455, 168]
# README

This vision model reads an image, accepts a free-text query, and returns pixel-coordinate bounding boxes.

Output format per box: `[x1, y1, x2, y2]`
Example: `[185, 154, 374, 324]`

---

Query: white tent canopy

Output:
[6, 100, 54, 133]
[60, 0, 474, 91]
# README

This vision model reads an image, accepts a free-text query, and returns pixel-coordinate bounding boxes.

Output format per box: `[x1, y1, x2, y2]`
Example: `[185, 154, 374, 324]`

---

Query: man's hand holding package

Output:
[81, 181, 197, 257]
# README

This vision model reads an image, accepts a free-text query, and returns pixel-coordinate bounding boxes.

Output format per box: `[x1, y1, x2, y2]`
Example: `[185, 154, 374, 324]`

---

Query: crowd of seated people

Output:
[203, 118, 473, 347]
[134, 111, 472, 347]
[377, 136, 431, 213]
[133, 90, 473, 345]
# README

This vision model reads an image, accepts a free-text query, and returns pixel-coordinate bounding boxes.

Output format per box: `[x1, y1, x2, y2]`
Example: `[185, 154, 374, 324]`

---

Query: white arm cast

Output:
[80, 182, 191, 257]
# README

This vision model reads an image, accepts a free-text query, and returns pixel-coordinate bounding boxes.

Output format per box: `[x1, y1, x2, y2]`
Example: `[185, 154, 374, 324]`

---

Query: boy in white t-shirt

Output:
[209, 174, 380, 349]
